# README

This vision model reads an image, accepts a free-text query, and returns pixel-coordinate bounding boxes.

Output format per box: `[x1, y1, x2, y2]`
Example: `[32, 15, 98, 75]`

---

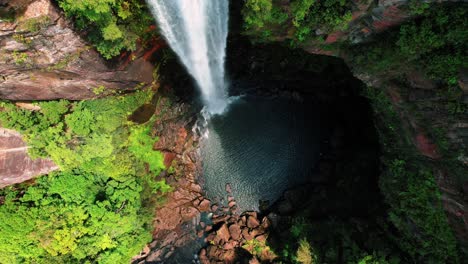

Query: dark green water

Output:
[201, 95, 322, 211]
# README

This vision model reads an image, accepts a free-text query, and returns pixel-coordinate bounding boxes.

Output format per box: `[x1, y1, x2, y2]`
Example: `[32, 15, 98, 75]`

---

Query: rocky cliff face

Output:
[0, 0, 158, 186]
[246, 0, 468, 257]
[0, 0, 154, 100]
[0, 127, 57, 187]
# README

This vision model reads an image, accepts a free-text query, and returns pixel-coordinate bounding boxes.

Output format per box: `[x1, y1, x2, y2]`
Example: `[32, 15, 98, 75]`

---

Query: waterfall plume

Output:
[146, 0, 230, 114]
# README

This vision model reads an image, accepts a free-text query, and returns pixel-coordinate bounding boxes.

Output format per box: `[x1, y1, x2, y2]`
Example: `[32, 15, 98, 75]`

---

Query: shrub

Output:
[295, 239, 315, 264]
[0, 89, 168, 263]
[57, 0, 156, 59]
[0, 170, 152, 263]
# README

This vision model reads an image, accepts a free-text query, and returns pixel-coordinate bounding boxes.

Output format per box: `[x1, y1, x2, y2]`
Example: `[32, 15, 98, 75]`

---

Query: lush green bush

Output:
[279, 217, 398, 263]
[0, 90, 162, 178]
[295, 239, 316, 264]
[0, 90, 169, 263]
[0, 170, 151, 263]
[242, 0, 353, 43]
[353, 4, 467, 86]
[382, 160, 458, 263]
[57, 0, 156, 59]
[129, 125, 164, 174]
[242, 0, 288, 43]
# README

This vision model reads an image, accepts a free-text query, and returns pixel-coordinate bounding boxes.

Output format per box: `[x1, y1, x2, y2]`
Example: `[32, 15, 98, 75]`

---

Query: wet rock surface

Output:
[132, 96, 207, 263]
[199, 188, 277, 264]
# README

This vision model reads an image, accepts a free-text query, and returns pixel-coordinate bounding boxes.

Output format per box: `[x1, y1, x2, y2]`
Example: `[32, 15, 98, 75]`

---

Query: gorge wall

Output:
[236, 0, 467, 261]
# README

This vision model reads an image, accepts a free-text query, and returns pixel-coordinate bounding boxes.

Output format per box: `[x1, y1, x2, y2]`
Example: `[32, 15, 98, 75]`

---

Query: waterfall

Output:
[146, 0, 230, 114]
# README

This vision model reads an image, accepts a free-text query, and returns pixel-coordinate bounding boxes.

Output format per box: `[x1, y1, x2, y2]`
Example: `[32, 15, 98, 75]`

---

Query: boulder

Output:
[247, 216, 260, 229]
[198, 199, 211, 212]
[228, 224, 242, 240]
[216, 223, 231, 243]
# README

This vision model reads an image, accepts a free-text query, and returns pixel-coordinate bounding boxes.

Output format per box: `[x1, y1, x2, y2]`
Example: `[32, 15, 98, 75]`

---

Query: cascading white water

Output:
[146, 0, 229, 114]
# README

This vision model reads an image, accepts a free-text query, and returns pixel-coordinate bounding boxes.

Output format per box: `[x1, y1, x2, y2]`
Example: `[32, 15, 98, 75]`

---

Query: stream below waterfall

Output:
[201, 93, 322, 212]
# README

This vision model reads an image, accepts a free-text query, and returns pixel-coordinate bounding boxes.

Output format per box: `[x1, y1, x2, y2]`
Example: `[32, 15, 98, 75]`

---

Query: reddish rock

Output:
[223, 249, 236, 263]
[245, 211, 258, 219]
[15, 102, 41, 111]
[198, 199, 211, 212]
[228, 224, 242, 240]
[372, 5, 408, 31]
[216, 223, 231, 242]
[325, 31, 345, 44]
[180, 206, 199, 221]
[240, 215, 247, 225]
[211, 204, 219, 212]
[249, 257, 260, 264]
[415, 132, 440, 159]
[242, 228, 253, 240]
[153, 207, 181, 230]
[261, 217, 271, 229]
[206, 233, 216, 243]
[163, 152, 176, 168]
[255, 234, 267, 243]
[153, 120, 189, 154]
[205, 225, 213, 232]
[247, 216, 260, 229]
[223, 240, 236, 250]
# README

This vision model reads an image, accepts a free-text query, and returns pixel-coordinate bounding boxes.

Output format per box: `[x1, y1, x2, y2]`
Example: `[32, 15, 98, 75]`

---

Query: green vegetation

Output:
[57, 0, 156, 59]
[11, 50, 30, 66]
[279, 217, 399, 263]
[0, 170, 151, 263]
[295, 239, 316, 264]
[0, 89, 169, 263]
[242, 0, 289, 42]
[242, 0, 353, 43]
[17, 16, 50, 32]
[242, 238, 276, 259]
[364, 87, 459, 263]
[352, 4, 467, 87]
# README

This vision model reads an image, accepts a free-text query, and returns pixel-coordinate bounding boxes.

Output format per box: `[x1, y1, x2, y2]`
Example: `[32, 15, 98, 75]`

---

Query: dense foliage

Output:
[57, 0, 156, 58]
[0, 90, 169, 263]
[242, 0, 352, 43]
[0, 171, 151, 263]
[353, 4, 467, 88]
[364, 86, 459, 263]
[240, 2, 465, 260]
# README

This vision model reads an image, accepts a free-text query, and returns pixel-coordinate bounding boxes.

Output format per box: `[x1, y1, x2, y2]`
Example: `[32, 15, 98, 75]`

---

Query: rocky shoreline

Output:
[131, 93, 277, 263]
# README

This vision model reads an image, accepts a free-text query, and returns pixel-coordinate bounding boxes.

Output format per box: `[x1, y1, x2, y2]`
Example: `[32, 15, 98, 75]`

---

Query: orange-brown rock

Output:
[247, 216, 260, 229]
[0, 127, 58, 187]
[228, 223, 241, 240]
[216, 223, 231, 243]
